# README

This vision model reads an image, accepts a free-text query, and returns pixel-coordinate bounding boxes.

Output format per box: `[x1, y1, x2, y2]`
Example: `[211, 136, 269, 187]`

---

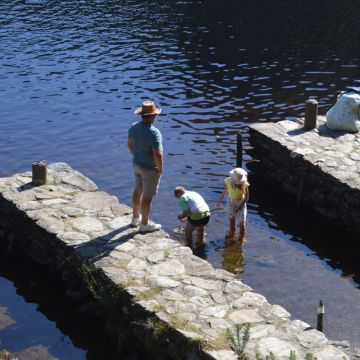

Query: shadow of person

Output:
[222, 237, 245, 274]
[192, 242, 207, 260]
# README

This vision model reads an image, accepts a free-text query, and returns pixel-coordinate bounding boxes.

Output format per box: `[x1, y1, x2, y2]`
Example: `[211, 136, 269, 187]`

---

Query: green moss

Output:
[121, 279, 138, 288]
[147, 319, 172, 340]
[170, 315, 200, 332]
[153, 302, 167, 313]
[189, 336, 209, 351]
[134, 286, 164, 301]
[210, 333, 231, 350]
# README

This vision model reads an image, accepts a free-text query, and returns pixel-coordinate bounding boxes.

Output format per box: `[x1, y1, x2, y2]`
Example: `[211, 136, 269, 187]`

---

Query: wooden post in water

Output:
[236, 130, 242, 168]
[317, 300, 324, 332]
[32, 160, 48, 186]
[304, 99, 318, 130]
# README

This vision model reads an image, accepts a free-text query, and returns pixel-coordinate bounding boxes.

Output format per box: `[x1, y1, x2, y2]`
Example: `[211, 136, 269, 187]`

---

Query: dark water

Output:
[1, 0, 360, 356]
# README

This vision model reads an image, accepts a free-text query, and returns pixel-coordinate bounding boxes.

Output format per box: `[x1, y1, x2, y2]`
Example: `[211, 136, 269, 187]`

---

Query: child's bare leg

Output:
[226, 217, 236, 238]
[196, 225, 205, 243]
[185, 222, 196, 246]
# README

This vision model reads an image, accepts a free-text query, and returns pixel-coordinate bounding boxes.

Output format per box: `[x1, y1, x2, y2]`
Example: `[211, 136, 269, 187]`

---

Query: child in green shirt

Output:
[174, 186, 210, 245]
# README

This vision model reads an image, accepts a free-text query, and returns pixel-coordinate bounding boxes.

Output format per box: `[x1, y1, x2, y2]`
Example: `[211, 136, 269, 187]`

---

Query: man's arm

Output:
[128, 138, 134, 154]
[153, 148, 163, 174]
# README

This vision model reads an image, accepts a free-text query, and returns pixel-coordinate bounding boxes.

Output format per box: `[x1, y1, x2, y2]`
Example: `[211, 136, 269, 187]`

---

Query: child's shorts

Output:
[227, 198, 247, 223]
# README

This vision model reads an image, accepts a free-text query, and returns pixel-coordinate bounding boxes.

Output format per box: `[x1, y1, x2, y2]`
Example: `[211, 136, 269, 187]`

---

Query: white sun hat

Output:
[229, 168, 248, 185]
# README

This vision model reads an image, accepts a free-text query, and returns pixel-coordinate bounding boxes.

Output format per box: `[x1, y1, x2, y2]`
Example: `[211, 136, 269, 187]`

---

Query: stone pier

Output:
[248, 116, 360, 237]
[0, 163, 348, 359]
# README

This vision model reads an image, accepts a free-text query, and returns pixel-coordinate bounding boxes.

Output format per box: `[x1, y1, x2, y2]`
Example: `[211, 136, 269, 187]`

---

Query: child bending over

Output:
[174, 186, 210, 246]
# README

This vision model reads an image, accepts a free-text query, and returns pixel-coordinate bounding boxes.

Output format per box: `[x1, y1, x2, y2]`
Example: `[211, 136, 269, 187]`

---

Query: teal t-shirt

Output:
[179, 191, 210, 220]
[128, 121, 163, 170]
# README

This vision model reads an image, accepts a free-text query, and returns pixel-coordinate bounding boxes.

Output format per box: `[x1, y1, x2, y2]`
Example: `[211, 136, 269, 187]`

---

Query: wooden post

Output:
[236, 130, 242, 168]
[32, 160, 47, 186]
[317, 300, 324, 332]
[304, 99, 318, 130]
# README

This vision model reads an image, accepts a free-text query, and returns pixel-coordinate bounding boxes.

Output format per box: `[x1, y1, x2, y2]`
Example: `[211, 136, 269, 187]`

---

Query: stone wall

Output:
[248, 117, 360, 237]
[0, 163, 348, 360]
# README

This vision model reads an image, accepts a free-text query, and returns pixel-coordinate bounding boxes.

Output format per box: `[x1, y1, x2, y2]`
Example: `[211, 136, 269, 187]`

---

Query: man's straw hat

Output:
[229, 168, 248, 185]
[134, 100, 162, 116]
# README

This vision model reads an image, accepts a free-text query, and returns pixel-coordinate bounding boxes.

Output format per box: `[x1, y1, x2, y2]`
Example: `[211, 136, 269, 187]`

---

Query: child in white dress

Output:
[217, 168, 249, 241]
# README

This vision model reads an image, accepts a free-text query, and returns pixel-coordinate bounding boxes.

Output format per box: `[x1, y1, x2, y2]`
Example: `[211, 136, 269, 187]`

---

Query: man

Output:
[174, 186, 210, 245]
[128, 100, 163, 233]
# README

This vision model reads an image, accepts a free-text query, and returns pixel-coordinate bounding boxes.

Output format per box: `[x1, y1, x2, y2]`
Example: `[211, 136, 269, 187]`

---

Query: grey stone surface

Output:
[249, 117, 360, 236]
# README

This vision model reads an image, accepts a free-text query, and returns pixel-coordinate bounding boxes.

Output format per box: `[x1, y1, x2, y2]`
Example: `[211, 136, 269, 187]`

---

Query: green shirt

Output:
[179, 191, 210, 220]
[128, 121, 163, 170]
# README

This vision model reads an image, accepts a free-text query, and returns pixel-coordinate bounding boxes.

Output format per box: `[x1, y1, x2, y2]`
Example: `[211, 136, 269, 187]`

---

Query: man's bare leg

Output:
[141, 195, 153, 225]
[132, 189, 142, 218]
[197, 225, 205, 243]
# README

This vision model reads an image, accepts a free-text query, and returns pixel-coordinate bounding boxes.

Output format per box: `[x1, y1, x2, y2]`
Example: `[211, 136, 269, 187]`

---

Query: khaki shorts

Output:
[133, 164, 161, 197]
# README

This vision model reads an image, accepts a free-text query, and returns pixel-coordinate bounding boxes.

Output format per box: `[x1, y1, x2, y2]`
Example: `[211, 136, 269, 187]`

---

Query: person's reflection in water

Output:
[191, 240, 207, 260]
[172, 224, 207, 259]
[222, 237, 245, 274]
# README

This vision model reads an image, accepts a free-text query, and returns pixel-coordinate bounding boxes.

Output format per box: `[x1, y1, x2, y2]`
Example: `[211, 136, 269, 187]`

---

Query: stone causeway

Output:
[0, 162, 349, 359]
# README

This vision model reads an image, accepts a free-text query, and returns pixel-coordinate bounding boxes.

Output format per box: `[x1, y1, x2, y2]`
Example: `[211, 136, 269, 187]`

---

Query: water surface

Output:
[1, 0, 360, 354]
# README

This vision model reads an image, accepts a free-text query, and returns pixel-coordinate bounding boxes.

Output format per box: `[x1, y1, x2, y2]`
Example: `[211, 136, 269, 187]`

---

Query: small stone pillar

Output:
[32, 160, 48, 186]
[304, 99, 318, 130]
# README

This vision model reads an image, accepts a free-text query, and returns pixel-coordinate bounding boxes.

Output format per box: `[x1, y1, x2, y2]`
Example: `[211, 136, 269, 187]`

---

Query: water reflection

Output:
[222, 238, 245, 274]
[0, 254, 139, 359]
[1, 0, 360, 350]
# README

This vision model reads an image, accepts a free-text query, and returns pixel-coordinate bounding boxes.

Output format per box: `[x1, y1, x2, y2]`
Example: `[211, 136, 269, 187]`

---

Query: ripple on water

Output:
[1, 0, 360, 350]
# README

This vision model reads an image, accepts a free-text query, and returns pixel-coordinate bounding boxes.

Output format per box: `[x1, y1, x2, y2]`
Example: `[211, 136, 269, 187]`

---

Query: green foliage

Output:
[146, 318, 172, 340]
[79, 261, 125, 353]
[225, 323, 251, 360]
[256, 352, 278, 360]
[256, 351, 319, 360]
